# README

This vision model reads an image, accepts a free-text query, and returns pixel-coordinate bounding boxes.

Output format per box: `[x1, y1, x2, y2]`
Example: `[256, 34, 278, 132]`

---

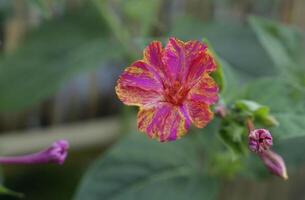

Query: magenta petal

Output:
[120, 61, 163, 91]
[187, 74, 219, 105]
[162, 37, 208, 82]
[116, 61, 163, 107]
[186, 51, 216, 85]
[183, 100, 214, 128]
[143, 41, 169, 84]
[138, 103, 190, 142]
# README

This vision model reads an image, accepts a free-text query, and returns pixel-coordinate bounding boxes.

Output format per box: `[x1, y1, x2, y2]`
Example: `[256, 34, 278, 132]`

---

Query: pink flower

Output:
[116, 38, 219, 142]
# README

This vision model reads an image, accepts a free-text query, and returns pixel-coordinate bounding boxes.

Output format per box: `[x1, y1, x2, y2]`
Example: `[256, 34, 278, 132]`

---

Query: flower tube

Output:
[0, 140, 69, 165]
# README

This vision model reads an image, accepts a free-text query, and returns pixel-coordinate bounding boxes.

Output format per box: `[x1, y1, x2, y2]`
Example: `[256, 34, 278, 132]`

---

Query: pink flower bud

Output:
[259, 150, 288, 180]
[248, 129, 273, 153]
[215, 104, 228, 118]
[0, 140, 69, 165]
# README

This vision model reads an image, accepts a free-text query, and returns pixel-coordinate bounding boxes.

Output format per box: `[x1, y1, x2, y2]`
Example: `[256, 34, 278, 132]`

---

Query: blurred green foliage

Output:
[0, 3, 124, 112]
[75, 132, 219, 200]
[249, 16, 305, 92]
[170, 17, 276, 78]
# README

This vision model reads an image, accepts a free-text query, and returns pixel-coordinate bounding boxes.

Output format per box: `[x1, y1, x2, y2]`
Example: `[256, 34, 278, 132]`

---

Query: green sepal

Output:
[219, 120, 248, 156]
[202, 38, 225, 93]
[233, 100, 279, 127]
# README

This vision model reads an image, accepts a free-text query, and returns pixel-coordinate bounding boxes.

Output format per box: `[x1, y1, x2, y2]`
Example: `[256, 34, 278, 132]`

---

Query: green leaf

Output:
[219, 121, 247, 156]
[249, 16, 305, 91]
[249, 16, 304, 67]
[171, 17, 275, 78]
[235, 78, 304, 113]
[272, 112, 305, 139]
[0, 7, 124, 112]
[219, 59, 241, 103]
[209, 151, 243, 178]
[277, 136, 305, 170]
[234, 100, 267, 113]
[234, 100, 278, 127]
[0, 185, 24, 198]
[0, 161, 23, 197]
[75, 133, 219, 200]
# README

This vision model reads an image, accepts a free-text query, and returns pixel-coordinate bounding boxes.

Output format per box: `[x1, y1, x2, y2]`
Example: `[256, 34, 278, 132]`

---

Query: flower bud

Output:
[248, 129, 273, 153]
[0, 140, 69, 165]
[259, 150, 288, 180]
[44, 140, 69, 165]
[215, 104, 228, 118]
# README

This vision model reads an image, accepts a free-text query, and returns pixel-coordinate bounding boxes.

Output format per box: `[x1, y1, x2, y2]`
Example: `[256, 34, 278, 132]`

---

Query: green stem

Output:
[246, 118, 254, 133]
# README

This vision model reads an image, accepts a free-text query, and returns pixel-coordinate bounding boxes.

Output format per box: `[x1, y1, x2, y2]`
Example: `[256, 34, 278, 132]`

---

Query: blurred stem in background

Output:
[92, 0, 138, 61]
[92, 0, 137, 132]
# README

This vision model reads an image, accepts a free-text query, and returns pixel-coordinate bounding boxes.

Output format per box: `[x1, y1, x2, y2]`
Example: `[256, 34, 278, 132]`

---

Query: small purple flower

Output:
[0, 140, 69, 165]
[248, 129, 273, 153]
[259, 150, 288, 180]
[44, 140, 69, 165]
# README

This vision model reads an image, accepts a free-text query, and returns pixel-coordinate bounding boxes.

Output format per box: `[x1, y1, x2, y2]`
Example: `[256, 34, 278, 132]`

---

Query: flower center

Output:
[163, 81, 189, 105]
